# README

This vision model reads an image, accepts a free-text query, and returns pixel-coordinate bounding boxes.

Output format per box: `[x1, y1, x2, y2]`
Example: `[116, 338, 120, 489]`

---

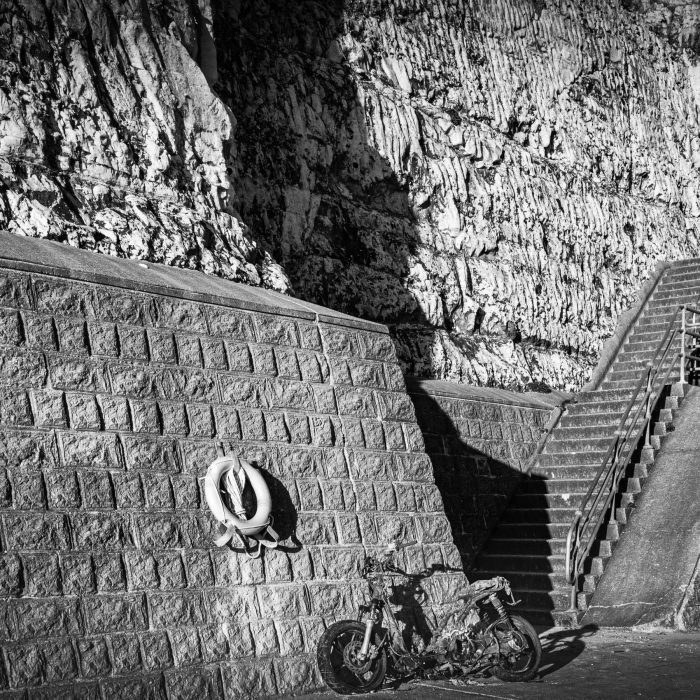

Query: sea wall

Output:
[408, 379, 561, 567]
[0, 233, 465, 699]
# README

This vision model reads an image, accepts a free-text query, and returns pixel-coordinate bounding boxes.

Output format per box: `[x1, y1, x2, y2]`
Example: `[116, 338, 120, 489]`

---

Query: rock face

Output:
[3, 1, 700, 391]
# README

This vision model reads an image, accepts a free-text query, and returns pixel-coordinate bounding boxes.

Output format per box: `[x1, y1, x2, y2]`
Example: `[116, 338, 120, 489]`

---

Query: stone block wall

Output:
[0, 237, 465, 699]
[408, 380, 560, 568]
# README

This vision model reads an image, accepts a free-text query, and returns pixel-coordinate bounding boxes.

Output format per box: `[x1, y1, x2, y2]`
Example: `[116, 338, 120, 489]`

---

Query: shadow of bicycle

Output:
[537, 624, 599, 678]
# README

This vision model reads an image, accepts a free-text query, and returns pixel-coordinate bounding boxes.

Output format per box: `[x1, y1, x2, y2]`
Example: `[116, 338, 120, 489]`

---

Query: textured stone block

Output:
[255, 315, 298, 346]
[250, 344, 276, 375]
[168, 627, 202, 667]
[155, 552, 186, 589]
[4, 513, 68, 550]
[0, 349, 46, 388]
[125, 551, 159, 591]
[221, 659, 277, 700]
[374, 481, 398, 511]
[323, 448, 349, 478]
[61, 554, 95, 595]
[275, 347, 300, 379]
[354, 481, 376, 511]
[97, 395, 130, 431]
[49, 357, 105, 392]
[139, 632, 173, 671]
[200, 337, 227, 370]
[0, 554, 21, 596]
[99, 675, 165, 700]
[207, 307, 254, 340]
[84, 594, 148, 633]
[296, 351, 324, 383]
[225, 342, 253, 372]
[77, 636, 111, 678]
[334, 385, 376, 417]
[312, 384, 337, 414]
[286, 413, 311, 444]
[112, 471, 144, 509]
[394, 482, 417, 512]
[267, 379, 314, 411]
[416, 515, 452, 543]
[257, 584, 308, 619]
[0, 389, 32, 427]
[165, 667, 222, 700]
[136, 514, 184, 549]
[239, 409, 266, 441]
[64, 393, 101, 430]
[186, 403, 214, 437]
[264, 411, 289, 442]
[109, 634, 142, 675]
[374, 514, 416, 544]
[207, 588, 259, 623]
[383, 421, 406, 450]
[329, 357, 351, 385]
[295, 513, 337, 545]
[94, 289, 146, 325]
[124, 436, 179, 472]
[22, 553, 61, 596]
[109, 364, 159, 399]
[155, 298, 207, 333]
[5, 642, 42, 687]
[396, 453, 433, 482]
[94, 552, 126, 592]
[306, 582, 354, 617]
[348, 360, 385, 389]
[179, 440, 218, 476]
[213, 405, 240, 439]
[88, 322, 119, 356]
[0, 308, 22, 346]
[56, 317, 89, 355]
[148, 330, 177, 364]
[34, 278, 89, 316]
[170, 475, 199, 510]
[9, 468, 45, 509]
[376, 391, 415, 421]
[175, 334, 202, 367]
[276, 446, 322, 477]
[321, 326, 357, 356]
[129, 400, 161, 434]
[11, 598, 81, 640]
[72, 513, 131, 550]
[118, 326, 149, 361]
[160, 368, 218, 402]
[183, 551, 213, 588]
[39, 640, 80, 684]
[361, 419, 385, 449]
[150, 591, 204, 628]
[210, 549, 242, 587]
[22, 312, 57, 350]
[351, 450, 394, 481]
[60, 432, 121, 469]
[158, 401, 187, 435]
[0, 271, 31, 309]
[30, 681, 99, 699]
[297, 323, 322, 351]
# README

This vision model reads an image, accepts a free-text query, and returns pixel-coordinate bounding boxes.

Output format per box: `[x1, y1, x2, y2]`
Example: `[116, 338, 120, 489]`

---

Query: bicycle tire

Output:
[491, 615, 542, 682]
[317, 620, 387, 695]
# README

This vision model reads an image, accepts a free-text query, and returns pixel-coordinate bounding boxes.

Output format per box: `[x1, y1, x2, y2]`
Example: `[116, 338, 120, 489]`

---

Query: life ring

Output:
[203, 455, 276, 549]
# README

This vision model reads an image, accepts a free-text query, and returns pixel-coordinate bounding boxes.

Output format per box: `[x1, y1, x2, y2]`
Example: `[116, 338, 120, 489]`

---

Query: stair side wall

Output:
[408, 384, 557, 568]
[583, 386, 700, 628]
[0, 241, 466, 698]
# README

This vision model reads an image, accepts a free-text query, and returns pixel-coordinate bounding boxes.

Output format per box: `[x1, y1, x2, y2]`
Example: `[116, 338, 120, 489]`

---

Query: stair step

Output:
[519, 478, 600, 494]
[543, 436, 616, 454]
[559, 411, 633, 428]
[483, 537, 613, 558]
[530, 462, 649, 481]
[475, 553, 607, 576]
[501, 507, 580, 524]
[512, 492, 591, 509]
[536, 450, 609, 466]
[550, 424, 618, 440]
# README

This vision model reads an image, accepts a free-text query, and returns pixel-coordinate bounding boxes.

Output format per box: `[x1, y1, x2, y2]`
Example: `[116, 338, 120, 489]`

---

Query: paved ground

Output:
[287, 627, 700, 699]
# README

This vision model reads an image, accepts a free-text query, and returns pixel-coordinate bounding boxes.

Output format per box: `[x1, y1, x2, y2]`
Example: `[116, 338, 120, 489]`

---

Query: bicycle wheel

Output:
[491, 615, 541, 682]
[317, 620, 387, 694]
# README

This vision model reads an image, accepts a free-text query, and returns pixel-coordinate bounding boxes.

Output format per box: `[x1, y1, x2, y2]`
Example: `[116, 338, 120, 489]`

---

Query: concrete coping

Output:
[0, 231, 389, 334]
[406, 376, 572, 410]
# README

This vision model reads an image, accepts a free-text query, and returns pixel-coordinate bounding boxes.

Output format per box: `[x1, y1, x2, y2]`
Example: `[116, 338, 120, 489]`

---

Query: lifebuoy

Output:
[203, 455, 277, 550]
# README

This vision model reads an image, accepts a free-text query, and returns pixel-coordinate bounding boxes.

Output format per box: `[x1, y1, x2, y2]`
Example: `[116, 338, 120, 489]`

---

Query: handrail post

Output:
[681, 307, 687, 385]
[644, 368, 652, 447]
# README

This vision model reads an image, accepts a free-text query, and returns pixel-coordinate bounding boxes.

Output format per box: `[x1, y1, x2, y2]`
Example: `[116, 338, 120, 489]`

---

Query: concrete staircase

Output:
[469, 259, 700, 627]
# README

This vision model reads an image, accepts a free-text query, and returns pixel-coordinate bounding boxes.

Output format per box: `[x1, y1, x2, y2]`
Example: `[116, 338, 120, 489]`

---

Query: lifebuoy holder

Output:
[202, 454, 280, 557]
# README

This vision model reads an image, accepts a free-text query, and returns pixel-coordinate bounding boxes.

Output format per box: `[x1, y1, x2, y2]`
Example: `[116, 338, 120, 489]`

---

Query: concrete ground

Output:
[287, 627, 700, 700]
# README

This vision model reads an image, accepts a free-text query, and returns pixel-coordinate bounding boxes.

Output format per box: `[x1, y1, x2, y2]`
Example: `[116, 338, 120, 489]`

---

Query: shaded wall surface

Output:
[584, 385, 700, 630]
[5, 1, 700, 391]
[407, 378, 562, 568]
[0, 234, 465, 699]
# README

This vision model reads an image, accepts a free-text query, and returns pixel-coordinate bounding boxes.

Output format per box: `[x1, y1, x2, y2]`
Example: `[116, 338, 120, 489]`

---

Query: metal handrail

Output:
[564, 303, 700, 612]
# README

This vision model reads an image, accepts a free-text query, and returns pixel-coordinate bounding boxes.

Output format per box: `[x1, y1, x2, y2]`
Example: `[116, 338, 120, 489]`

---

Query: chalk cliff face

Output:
[2, 0, 700, 391]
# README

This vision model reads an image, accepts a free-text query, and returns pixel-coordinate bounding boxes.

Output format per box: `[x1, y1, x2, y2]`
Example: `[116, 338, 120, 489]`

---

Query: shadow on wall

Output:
[211, 0, 430, 351]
